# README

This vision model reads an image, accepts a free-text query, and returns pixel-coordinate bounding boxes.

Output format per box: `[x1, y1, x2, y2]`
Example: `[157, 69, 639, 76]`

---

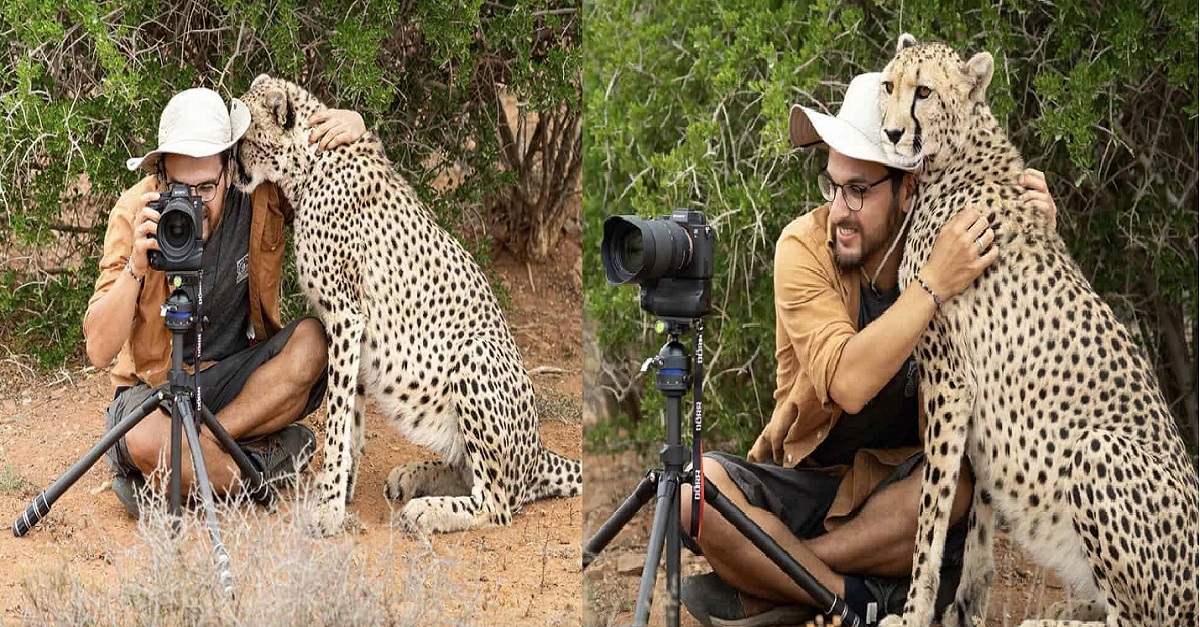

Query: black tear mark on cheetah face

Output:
[879, 34, 994, 172]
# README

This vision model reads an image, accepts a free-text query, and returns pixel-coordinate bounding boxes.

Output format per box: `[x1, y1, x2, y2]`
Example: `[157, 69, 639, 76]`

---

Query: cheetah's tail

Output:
[526, 447, 582, 503]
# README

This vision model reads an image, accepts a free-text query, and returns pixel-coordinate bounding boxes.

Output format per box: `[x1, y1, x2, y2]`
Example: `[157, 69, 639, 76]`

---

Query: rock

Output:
[616, 554, 645, 576]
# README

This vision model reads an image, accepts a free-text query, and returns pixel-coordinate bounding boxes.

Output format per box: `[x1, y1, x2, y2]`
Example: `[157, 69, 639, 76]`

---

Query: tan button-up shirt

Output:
[87, 175, 294, 389]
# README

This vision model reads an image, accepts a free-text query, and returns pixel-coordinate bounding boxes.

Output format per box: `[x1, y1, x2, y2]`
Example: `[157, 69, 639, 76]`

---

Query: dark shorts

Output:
[699, 450, 967, 570]
[103, 317, 328, 476]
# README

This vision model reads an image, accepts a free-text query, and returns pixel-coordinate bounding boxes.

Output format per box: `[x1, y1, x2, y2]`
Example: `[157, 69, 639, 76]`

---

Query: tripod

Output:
[583, 319, 861, 627]
[12, 273, 272, 595]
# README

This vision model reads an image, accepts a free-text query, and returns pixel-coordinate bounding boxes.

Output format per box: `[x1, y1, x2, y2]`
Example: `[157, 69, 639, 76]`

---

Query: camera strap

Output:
[690, 319, 704, 539]
[193, 271, 204, 416]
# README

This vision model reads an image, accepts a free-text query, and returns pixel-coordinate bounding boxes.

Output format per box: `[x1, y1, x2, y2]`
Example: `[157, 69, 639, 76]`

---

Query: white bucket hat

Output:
[126, 88, 251, 172]
[788, 72, 920, 171]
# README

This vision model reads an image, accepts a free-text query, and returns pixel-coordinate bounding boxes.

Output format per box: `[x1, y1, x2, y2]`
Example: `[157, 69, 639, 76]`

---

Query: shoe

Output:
[111, 471, 146, 519]
[856, 563, 961, 621]
[861, 575, 910, 621]
[681, 572, 816, 627]
[239, 423, 317, 485]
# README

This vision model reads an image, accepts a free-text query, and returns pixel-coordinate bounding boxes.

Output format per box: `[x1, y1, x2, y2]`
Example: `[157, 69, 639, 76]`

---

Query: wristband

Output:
[124, 258, 145, 286]
[915, 274, 941, 309]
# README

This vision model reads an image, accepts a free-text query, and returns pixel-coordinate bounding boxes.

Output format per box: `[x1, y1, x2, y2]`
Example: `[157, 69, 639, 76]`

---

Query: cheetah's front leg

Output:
[880, 375, 975, 627]
[345, 384, 366, 502]
[310, 312, 365, 536]
[940, 482, 995, 627]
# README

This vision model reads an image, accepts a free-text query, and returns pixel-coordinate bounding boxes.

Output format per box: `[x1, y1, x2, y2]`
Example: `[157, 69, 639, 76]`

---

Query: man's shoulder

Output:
[113, 175, 158, 212]
[249, 181, 282, 197]
[778, 204, 832, 251]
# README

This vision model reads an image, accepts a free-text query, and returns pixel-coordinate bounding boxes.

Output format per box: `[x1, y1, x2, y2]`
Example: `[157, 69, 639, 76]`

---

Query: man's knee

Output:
[281, 318, 328, 383]
[680, 457, 735, 536]
[125, 416, 169, 475]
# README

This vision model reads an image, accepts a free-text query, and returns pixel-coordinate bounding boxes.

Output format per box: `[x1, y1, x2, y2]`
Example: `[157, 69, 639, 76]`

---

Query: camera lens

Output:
[601, 216, 692, 285]
[163, 212, 188, 245]
[619, 231, 644, 274]
[157, 199, 197, 259]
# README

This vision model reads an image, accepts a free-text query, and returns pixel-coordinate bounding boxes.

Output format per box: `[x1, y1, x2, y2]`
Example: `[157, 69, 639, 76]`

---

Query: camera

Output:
[147, 183, 205, 272]
[600, 209, 714, 320]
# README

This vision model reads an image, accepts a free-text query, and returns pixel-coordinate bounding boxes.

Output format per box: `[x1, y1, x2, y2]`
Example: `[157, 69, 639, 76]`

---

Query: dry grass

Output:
[14, 479, 482, 627]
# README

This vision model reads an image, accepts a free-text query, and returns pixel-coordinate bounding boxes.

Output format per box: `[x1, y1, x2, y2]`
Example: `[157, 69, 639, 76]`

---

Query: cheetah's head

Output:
[234, 74, 325, 194]
[879, 33, 993, 171]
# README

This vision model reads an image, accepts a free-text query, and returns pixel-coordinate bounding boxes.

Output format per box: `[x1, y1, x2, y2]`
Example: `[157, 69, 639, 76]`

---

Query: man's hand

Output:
[1019, 168, 1057, 229]
[129, 192, 162, 279]
[307, 109, 366, 154]
[919, 207, 997, 302]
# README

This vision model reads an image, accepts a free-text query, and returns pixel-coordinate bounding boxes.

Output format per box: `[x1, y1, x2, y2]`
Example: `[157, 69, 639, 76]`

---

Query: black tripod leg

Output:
[199, 407, 272, 506]
[663, 470, 682, 627]
[177, 402, 235, 596]
[13, 389, 164, 537]
[583, 472, 658, 569]
[703, 478, 861, 627]
[632, 471, 677, 627]
[170, 395, 182, 523]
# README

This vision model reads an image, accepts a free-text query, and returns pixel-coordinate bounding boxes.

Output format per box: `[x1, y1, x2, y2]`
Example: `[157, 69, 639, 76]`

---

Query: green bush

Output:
[0, 0, 580, 369]
[584, 0, 1198, 453]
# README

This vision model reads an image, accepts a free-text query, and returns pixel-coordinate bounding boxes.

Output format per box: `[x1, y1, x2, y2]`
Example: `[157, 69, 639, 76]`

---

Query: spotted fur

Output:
[876, 36, 1199, 627]
[234, 75, 581, 535]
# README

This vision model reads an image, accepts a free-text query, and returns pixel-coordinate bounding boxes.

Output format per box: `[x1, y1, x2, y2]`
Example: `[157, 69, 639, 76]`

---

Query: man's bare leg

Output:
[680, 457, 844, 607]
[213, 318, 327, 440]
[807, 460, 973, 577]
[680, 457, 974, 609]
[125, 318, 328, 494]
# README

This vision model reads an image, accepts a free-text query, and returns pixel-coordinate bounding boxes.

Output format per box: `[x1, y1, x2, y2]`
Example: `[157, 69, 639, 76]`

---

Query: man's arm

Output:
[826, 169, 1059, 412]
[773, 222, 988, 415]
[83, 182, 161, 367]
[827, 208, 995, 412]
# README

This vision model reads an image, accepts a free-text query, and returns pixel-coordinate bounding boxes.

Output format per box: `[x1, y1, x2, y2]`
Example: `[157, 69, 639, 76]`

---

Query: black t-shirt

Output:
[808, 283, 921, 467]
[183, 188, 252, 365]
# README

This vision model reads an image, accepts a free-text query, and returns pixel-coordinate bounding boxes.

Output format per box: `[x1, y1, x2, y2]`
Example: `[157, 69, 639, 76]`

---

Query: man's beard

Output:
[832, 197, 902, 271]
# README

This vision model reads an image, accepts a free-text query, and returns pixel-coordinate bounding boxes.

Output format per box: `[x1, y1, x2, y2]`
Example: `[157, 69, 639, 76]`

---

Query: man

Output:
[84, 87, 366, 517]
[678, 72, 1058, 625]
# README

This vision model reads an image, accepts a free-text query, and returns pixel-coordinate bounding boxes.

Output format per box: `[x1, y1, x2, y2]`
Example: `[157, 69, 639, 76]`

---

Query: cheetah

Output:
[233, 75, 581, 536]
[874, 35, 1199, 626]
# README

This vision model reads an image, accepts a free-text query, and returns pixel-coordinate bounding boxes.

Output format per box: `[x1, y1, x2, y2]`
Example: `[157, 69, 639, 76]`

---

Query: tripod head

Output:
[161, 271, 203, 333]
[642, 319, 698, 399]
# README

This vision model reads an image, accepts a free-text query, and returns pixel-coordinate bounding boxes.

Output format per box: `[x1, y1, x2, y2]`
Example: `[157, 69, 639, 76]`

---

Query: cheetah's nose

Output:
[885, 129, 904, 144]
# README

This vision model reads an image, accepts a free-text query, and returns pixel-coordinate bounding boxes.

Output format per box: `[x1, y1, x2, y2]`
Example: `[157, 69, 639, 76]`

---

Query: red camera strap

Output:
[690, 320, 705, 540]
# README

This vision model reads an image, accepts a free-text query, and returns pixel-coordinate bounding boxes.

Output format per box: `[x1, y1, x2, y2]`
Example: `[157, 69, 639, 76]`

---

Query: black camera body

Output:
[147, 183, 205, 272]
[601, 209, 714, 320]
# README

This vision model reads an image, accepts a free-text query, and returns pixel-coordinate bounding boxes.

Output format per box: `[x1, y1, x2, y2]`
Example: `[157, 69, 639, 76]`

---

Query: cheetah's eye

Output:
[915, 85, 932, 99]
[882, 81, 894, 95]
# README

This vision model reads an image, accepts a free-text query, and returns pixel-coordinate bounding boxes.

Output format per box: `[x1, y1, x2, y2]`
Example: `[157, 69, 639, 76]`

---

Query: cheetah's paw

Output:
[306, 498, 347, 537]
[398, 498, 436, 535]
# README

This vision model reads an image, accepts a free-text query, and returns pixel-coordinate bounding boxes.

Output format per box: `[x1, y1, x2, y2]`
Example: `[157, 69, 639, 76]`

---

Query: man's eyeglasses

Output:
[817, 171, 892, 212]
[157, 161, 227, 203]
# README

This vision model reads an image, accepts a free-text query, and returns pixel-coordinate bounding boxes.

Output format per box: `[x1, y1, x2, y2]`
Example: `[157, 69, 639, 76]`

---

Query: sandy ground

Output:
[0, 237, 584, 625]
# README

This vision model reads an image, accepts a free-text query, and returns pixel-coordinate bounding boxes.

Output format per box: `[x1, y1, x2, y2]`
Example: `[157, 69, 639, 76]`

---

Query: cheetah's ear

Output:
[264, 87, 296, 131]
[251, 74, 272, 89]
[897, 33, 918, 52]
[964, 52, 994, 102]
